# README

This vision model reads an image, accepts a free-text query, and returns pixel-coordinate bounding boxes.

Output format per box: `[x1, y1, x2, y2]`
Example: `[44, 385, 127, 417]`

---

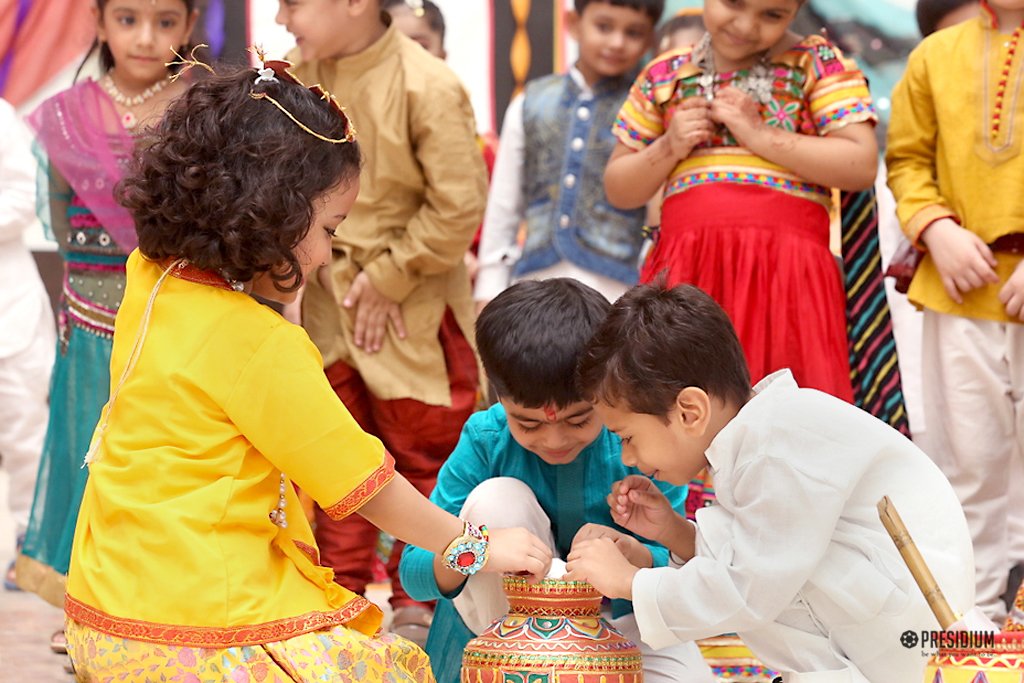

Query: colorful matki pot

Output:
[923, 632, 1024, 682]
[461, 576, 643, 683]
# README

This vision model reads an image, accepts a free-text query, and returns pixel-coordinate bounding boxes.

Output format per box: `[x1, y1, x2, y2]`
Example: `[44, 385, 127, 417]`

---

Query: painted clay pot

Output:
[923, 632, 1024, 682]
[461, 576, 643, 683]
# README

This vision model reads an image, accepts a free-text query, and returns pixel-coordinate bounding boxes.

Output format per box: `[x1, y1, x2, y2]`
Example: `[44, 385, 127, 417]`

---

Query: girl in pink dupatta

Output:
[14, 0, 199, 658]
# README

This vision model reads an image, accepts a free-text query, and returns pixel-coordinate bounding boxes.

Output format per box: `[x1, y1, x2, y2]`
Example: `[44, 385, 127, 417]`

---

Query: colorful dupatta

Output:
[27, 79, 137, 252]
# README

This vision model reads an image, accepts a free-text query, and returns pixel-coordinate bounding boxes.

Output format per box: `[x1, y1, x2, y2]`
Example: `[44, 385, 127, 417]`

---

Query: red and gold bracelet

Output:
[442, 521, 490, 575]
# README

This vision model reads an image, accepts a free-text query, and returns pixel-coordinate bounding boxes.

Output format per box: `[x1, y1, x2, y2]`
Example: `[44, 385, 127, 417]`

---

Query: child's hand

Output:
[484, 527, 553, 582]
[343, 271, 408, 353]
[921, 218, 999, 304]
[565, 538, 637, 600]
[571, 523, 654, 569]
[607, 475, 676, 544]
[665, 98, 714, 161]
[999, 259, 1024, 321]
[709, 87, 765, 148]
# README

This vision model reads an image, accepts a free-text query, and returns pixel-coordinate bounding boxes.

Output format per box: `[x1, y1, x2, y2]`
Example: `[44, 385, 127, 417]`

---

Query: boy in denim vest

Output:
[474, 0, 663, 310]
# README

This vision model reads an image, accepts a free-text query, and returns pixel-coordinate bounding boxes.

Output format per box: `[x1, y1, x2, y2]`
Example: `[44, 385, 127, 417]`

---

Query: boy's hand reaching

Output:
[921, 218, 999, 304]
[343, 271, 407, 353]
[665, 98, 714, 161]
[571, 523, 653, 569]
[999, 260, 1024, 321]
[565, 537, 637, 600]
[484, 527, 553, 583]
[607, 475, 675, 543]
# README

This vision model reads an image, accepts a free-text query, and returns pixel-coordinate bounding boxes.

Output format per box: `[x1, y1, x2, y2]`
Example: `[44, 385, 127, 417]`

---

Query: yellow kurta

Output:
[66, 252, 396, 647]
[886, 12, 1024, 322]
[291, 23, 487, 405]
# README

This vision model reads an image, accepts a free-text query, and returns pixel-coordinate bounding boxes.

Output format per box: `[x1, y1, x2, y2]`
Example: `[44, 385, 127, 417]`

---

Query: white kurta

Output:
[0, 98, 55, 535]
[631, 371, 975, 683]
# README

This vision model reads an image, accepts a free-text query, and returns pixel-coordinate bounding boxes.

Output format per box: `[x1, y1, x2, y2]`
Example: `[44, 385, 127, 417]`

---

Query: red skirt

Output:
[644, 184, 853, 401]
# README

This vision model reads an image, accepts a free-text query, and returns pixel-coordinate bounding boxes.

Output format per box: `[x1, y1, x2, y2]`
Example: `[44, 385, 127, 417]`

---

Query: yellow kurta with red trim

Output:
[65, 251, 395, 647]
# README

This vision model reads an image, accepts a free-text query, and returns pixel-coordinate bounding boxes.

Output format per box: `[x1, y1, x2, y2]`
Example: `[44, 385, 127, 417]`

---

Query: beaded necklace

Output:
[984, 22, 1024, 153]
[100, 73, 171, 129]
[694, 32, 775, 105]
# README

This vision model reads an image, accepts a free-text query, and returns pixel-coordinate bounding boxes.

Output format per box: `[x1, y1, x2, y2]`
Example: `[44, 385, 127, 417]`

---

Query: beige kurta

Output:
[291, 24, 487, 406]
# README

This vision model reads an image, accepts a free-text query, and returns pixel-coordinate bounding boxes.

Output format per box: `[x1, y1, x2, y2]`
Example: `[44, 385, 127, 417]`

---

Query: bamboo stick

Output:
[877, 495, 957, 630]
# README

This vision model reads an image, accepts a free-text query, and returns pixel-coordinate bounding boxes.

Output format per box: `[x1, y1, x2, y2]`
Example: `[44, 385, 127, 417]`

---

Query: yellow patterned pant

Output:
[66, 618, 435, 682]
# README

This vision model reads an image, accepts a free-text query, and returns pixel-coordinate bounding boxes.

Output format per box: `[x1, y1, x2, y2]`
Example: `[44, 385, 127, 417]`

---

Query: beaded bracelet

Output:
[442, 521, 490, 576]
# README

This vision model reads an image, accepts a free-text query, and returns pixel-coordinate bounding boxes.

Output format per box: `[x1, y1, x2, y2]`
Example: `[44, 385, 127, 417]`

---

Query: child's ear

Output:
[673, 387, 712, 435]
[566, 10, 582, 42]
[93, 3, 106, 43]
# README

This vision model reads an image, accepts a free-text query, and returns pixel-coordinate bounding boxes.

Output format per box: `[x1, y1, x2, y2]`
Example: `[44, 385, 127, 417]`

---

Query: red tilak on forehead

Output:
[542, 404, 558, 422]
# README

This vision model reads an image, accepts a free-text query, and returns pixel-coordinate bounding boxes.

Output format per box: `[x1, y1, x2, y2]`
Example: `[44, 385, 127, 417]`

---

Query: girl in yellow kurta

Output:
[63, 63, 552, 682]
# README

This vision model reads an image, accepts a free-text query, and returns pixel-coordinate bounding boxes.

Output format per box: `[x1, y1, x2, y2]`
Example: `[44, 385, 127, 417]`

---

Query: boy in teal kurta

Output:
[399, 279, 715, 683]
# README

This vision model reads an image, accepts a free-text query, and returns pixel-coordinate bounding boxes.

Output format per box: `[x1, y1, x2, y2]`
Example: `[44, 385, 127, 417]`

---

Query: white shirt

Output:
[473, 67, 593, 303]
[0, 99, 50, 357]
[632, 370, 975, 683]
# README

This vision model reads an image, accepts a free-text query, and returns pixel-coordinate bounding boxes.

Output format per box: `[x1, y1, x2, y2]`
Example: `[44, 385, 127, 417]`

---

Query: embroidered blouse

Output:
[65, 251, 395, 647]
[614, 34, 877, 212]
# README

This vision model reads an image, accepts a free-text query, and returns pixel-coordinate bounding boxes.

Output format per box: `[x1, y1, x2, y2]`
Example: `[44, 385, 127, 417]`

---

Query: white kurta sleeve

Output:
[632, 446, 855, 649]
[473, 95, 526, 303]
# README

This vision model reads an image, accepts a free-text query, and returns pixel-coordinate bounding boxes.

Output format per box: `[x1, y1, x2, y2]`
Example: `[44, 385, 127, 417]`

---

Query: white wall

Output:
[249, 0, 496, 132]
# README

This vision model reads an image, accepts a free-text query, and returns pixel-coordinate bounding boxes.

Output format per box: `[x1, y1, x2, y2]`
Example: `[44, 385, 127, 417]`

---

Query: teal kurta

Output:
[399, 402, 688, 683]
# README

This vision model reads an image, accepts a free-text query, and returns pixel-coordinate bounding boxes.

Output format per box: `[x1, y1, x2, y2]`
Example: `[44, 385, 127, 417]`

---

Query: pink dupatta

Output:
[27, 79, 138, 252]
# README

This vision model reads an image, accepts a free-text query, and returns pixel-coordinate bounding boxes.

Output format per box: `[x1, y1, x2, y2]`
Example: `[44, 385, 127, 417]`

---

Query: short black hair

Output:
[575, 0, 665, 25]
[578, 282, 751, 417]
[383, 0, 446, 43]
[476, 279, 611, 408]
[121, 67, 361, 291]
[915, 0, 977, 36]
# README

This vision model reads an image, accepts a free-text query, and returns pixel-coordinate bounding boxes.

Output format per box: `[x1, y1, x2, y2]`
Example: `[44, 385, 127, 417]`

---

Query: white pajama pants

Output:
[0, 304, 55, 537]
[920, 309, 1024, 621]
[453, 477, 716, 683]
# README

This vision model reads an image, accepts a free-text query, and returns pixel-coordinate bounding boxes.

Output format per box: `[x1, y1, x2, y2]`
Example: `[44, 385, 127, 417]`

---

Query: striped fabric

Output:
[841, 188, 910, 436]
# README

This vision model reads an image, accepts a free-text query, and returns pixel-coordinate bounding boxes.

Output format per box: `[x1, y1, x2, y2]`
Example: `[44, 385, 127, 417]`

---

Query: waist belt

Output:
[990, 233, 1024, 254]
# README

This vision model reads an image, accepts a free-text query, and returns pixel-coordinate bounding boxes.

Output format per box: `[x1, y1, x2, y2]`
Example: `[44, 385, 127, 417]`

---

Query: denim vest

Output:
[516, 72, 645, 284]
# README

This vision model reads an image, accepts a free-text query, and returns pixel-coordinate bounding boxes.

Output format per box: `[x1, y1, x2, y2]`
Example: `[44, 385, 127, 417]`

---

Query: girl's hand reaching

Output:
[665, 98, 715, 161]
[921, 218, 999, 304]
[484, 527, 553, 583]
[710, 87, 765, 148]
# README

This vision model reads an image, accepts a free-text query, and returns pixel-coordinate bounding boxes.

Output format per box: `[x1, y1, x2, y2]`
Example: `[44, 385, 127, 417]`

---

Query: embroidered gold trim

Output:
[323, 452, 396, 520]
[65, 594, 375, 647]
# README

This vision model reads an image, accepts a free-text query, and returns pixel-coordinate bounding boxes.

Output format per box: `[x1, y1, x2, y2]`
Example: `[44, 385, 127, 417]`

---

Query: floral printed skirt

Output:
[66, 618, 435, 682]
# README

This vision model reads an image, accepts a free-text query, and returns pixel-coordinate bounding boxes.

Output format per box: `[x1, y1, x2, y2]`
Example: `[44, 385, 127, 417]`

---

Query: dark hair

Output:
[577, 282, 751, 417]
[575, 0, 665, 25]
[119, 67, 361, 291]
[655, 11, 704, 51]
[383, 0, 446, 43]
[915, 0, 977, 36]
[76, 0, 198, 81]
[476, 279, 611, 408]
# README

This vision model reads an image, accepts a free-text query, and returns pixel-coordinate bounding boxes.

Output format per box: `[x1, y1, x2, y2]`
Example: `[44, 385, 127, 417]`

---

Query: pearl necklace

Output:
[269, 473, 289, 529]
[694, 32, 775, 105]
[100, 73, 171, 129]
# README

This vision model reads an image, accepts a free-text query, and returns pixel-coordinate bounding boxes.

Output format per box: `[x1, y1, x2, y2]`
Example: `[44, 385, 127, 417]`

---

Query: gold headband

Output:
[248, 46, 357, 145]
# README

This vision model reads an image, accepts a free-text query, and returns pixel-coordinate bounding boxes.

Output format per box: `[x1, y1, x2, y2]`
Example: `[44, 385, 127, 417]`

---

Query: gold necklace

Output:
[100, 73, 171, 129]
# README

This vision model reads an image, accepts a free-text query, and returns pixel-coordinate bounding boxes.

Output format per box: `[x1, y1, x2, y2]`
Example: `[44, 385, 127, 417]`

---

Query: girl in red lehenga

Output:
[605, 0, 878, 399]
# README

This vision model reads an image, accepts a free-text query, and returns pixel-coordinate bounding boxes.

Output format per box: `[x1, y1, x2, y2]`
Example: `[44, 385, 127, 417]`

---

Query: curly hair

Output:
[119, 67, 361, 291]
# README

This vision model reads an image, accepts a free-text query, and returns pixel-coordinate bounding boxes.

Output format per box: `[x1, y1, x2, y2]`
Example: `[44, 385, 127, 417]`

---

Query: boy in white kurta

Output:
[565, 282, 975, 683]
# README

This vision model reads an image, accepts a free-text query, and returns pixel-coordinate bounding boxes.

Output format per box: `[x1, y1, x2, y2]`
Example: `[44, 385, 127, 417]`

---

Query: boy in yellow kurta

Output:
[63, 63, 551, 682]
[274, 0, 488, 637]
[886, 0, 1024, 621]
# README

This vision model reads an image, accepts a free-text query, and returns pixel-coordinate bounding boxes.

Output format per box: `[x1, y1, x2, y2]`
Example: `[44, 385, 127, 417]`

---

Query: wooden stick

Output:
[877, 496, 957, 630]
